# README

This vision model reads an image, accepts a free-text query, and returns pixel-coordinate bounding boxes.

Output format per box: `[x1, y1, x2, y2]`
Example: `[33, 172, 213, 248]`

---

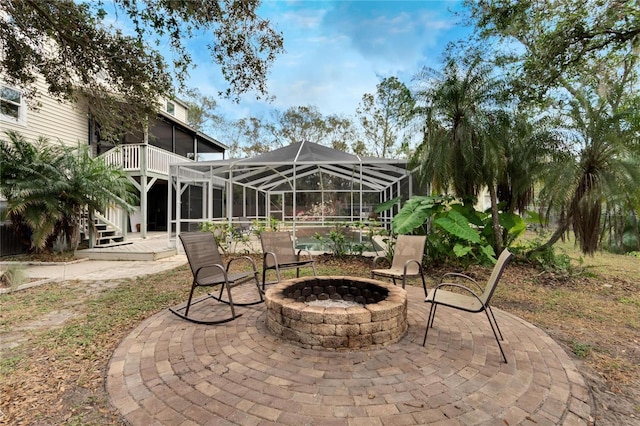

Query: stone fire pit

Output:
[264, 276, 407, 351]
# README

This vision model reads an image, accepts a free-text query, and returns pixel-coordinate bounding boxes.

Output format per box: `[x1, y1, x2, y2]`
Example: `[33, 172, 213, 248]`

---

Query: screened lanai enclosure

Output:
[168, 141, 414, 247]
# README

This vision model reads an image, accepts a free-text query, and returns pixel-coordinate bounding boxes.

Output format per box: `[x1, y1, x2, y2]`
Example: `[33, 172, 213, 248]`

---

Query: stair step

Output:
[94, 241, 133, 248]
[97, 236, 124, 244]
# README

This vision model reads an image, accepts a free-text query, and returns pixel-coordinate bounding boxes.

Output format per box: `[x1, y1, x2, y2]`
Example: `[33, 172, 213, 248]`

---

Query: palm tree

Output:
[55, 144, 137, 250]
[0, 131, 136, 252]
[536, 75, 640, 255]
[541, 51, 640, 254]
[488, 112, 561, 216]
[0, 131, 65, 250]
[411, 56, 507, 250]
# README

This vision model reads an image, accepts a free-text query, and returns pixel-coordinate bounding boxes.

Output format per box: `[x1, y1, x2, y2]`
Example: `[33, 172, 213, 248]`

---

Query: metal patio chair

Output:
[423, 248, 513, 363]
[170, 232, 263, 325]
[260, 231, 317, 289]
[232, 216, 252, 237]
[371, 234, 428, 297]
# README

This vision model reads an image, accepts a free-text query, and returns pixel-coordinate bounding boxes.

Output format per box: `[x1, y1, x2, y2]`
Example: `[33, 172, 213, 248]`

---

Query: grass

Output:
[0, 285, 81, 331]
[0, 241, 638, 424]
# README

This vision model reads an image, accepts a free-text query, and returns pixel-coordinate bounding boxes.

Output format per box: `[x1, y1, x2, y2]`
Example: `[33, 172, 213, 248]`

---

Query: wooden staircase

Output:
[80, 212, 132, 249]
[93, 221, 132, 248]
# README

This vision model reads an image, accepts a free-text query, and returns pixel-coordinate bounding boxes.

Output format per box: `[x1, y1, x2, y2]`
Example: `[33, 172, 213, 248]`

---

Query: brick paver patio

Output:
[106, 285, 593, 425]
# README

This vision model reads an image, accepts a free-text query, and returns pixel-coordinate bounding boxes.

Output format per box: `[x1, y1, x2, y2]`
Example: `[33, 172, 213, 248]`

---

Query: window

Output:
[0, 84, 26, 125]
[166, 100, 175, 115]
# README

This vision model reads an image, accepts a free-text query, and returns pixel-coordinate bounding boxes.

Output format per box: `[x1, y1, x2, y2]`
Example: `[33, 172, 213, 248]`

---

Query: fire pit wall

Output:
[264, 276, 408, 351]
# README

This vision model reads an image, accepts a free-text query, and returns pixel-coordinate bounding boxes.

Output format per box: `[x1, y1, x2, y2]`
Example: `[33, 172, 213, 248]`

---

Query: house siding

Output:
[0, 78, 89, 147]
[161, 97, 189, 124]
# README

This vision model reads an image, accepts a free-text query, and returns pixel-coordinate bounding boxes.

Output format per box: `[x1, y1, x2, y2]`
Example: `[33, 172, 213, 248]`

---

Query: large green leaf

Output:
[433, 210, 481, 243]
[480, 244, 497, 264]
[499, 212, 526, 237]
[392, 196, 435, 234]
[453, 243, 473, 257]
[449, 203, 485, 226]
[375, 196, 401, 213]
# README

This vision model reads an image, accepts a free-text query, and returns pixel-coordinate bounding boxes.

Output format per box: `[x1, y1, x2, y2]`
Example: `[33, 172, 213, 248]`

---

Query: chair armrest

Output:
[296, 249, 314, 260]
[440, 272, 483, 293]
[263, 251, 278, 268]
[371, 255, 390, 269]
[195, 264, 227, 281]
[403, 259, 423, 274]
[227, 256, 258, 273]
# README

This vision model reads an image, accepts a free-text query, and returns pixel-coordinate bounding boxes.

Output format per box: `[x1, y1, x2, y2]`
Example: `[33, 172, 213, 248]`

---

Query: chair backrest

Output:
[260, 231, 298, 266]
[391, 235, 426, 274]
[179, 232, 224, 278]
[480, 248, 513, 305]
[236, 217, 251, 232]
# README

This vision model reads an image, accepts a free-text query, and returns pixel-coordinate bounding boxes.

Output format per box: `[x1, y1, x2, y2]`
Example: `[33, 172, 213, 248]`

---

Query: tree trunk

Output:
[528, 210, 573, 254]
[488, 184, 503, 253]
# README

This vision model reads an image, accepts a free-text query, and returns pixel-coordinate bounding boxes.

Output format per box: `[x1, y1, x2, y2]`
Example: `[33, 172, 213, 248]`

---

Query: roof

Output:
[171, 141, 411, 192]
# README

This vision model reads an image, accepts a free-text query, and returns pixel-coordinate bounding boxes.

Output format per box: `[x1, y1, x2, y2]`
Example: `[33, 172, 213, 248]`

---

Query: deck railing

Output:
[101, 144, 193, 175]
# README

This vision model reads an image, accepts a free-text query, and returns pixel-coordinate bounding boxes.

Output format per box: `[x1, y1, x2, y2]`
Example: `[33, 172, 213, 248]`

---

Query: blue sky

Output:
[184, 1, 471, 121]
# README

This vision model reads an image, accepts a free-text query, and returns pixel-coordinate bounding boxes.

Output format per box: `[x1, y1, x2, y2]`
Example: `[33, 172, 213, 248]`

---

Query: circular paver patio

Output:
[106, 285, 593, 425]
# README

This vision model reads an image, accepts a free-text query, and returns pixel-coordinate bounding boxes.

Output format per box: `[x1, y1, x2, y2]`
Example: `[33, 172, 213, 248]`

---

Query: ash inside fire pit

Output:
[264, 276, 407, 351]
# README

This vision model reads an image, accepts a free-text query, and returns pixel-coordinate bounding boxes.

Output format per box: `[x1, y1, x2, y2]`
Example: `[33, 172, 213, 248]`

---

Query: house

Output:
[0, 77, 226, 248]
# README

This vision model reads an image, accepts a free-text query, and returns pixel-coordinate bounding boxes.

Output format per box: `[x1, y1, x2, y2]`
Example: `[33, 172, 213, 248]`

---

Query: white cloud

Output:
[185, 1, 470, 121]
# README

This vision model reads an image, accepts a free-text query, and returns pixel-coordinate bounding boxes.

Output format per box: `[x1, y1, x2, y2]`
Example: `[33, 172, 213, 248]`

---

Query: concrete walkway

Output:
[106, 285, 594, 425]
[0, 234, 187, 293]
[0, 255, 188, 294]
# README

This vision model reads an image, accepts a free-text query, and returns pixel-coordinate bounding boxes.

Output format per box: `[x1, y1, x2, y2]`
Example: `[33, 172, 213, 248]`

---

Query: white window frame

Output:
[166, 100, 175, 116]
[0, 84, 27, 126]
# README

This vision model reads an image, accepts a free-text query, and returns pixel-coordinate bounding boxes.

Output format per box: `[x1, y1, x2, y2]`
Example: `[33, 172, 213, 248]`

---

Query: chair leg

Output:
[262, 268, 267, 290]
[253, 275, 265, 301]
[487, 306, 504, 340]
[483, 309, 508, 363]
[420, 272, 428, 298]
[183, 282, 197, 317]
[429, 304, 438, 329]
[224, 281, 237, 319]
[423, 302, 437, 346]
[170, 282, 242, 325]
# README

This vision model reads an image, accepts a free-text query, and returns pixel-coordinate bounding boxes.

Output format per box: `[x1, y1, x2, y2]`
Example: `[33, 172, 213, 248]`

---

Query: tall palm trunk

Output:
[488, 183, 503, 253]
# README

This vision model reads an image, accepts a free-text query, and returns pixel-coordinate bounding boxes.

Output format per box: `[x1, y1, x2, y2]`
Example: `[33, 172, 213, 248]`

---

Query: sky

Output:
[182, 1, 472, 122]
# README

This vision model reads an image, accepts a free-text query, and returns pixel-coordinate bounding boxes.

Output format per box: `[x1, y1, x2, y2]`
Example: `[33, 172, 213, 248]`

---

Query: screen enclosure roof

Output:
[171, 141, 412, 192]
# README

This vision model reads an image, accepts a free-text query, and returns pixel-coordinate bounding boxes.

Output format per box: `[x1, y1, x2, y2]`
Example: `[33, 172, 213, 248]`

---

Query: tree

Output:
[324, 115, 358, 152]
[466, 1, 640, 255]
[0, 131, 136, 252]
[0, 0, 284, 136]
[466, 0, 639, 99]
[272, 105, 329, 145]
[412, 57, 503, 202]
[411, 56, 508, 251]
[222, 116, 278, 158]
[356, 77, 414, 158]
[181, 88, 225, 135]
[535, 61, 640, 255]
[486, 111, 562, 216]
